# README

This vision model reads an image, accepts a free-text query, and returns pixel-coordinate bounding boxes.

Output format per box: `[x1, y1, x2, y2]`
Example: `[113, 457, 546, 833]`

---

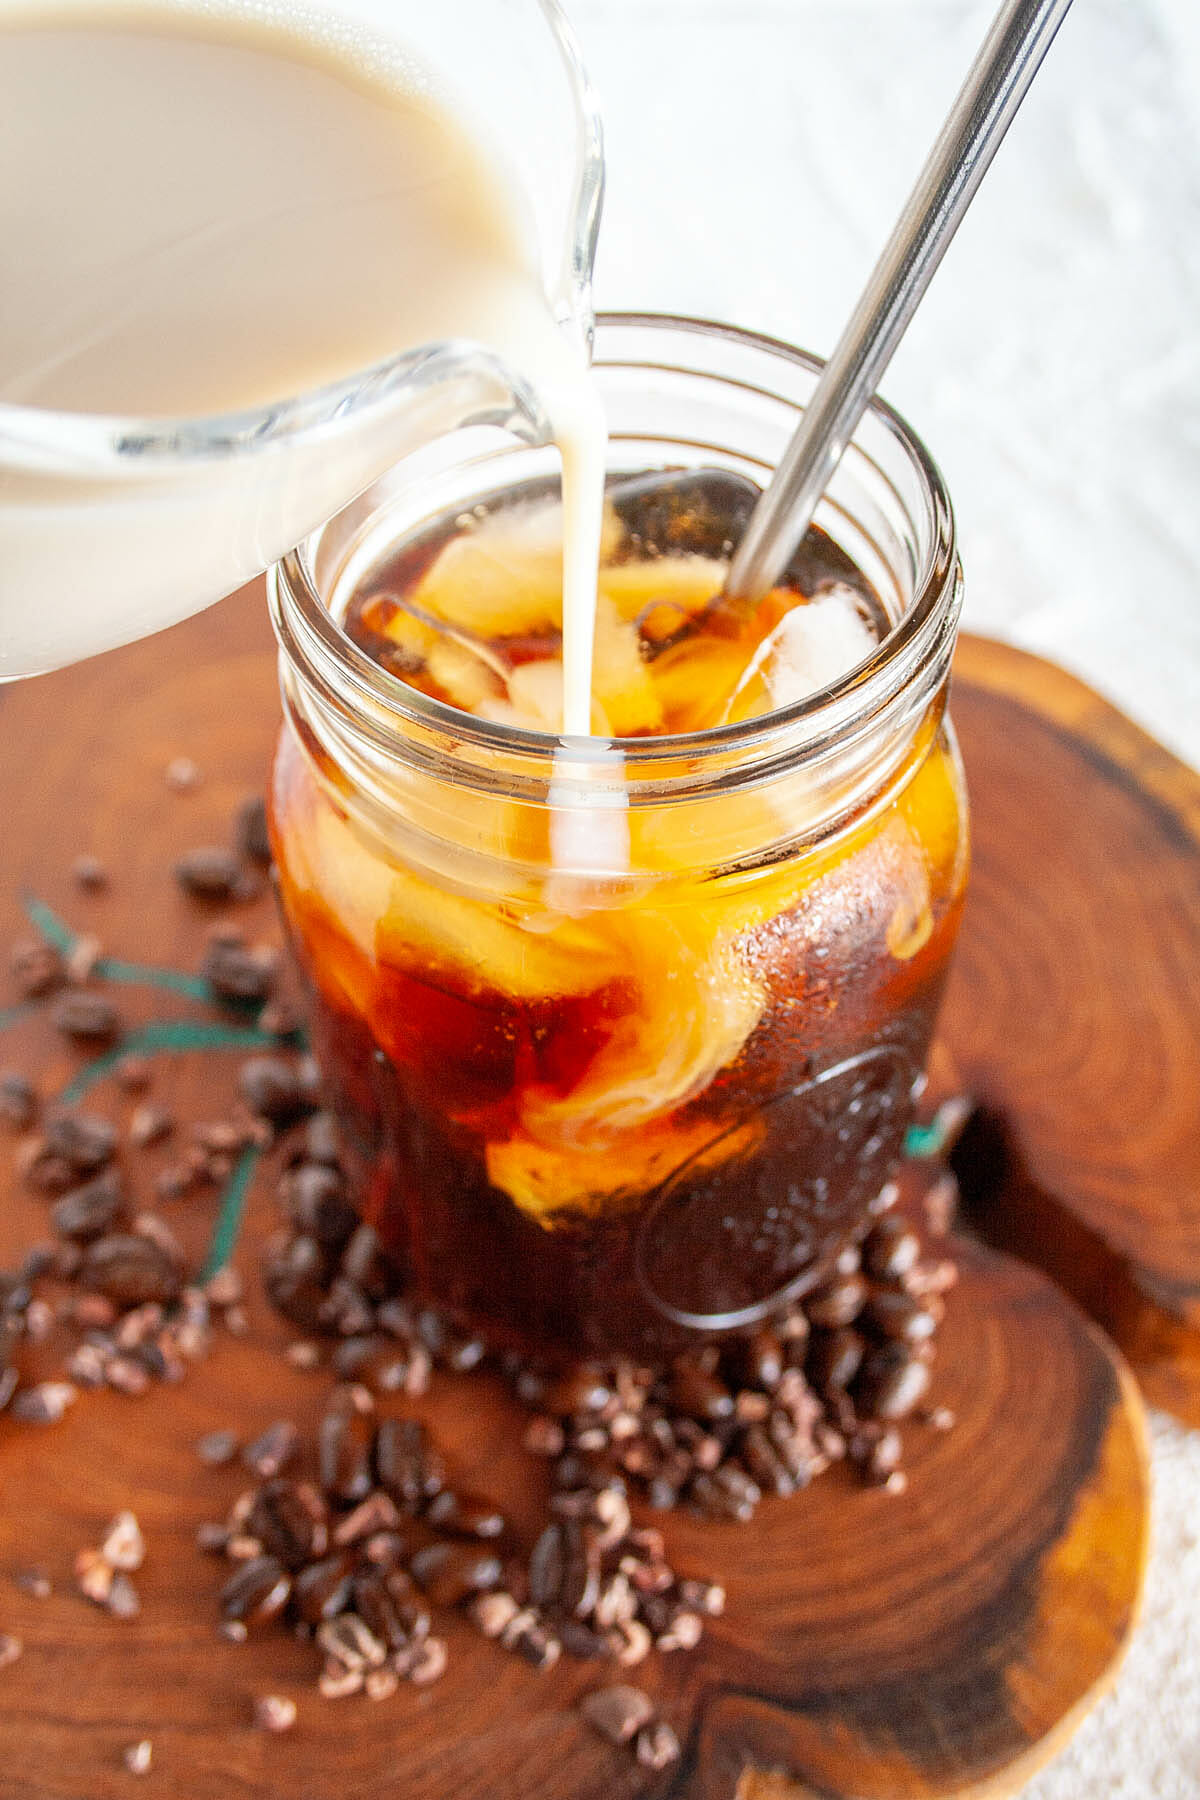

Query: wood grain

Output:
[944, 638, 1200, 1422]
[0, 590, 1165, 1797]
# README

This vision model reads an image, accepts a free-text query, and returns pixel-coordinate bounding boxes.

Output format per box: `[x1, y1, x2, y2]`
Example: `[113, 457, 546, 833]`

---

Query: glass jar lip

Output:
[274, 311, 958, 769]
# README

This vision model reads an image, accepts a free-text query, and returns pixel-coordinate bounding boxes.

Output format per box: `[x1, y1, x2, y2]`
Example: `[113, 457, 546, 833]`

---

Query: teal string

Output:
[21, 893, 75, 953]
[59, 1021, 282, 1104]
[94, 958, 212, 1000]
[199, 1143, 262, 1283]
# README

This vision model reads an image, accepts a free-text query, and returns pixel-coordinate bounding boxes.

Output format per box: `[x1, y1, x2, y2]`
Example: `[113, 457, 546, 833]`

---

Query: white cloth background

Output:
[573, 0, 1200, 1791]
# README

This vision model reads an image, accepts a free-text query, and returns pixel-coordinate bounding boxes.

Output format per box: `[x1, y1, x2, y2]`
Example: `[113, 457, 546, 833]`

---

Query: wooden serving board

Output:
[0, 586, 1188, 1798]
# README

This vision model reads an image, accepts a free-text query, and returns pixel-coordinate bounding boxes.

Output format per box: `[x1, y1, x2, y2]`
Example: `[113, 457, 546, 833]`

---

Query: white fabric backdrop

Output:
[573, 1, 1200, 1791]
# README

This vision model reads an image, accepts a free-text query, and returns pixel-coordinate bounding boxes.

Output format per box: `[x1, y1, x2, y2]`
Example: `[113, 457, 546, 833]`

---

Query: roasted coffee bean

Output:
[11, 1381, 77, 1423]
[854, 1342, 931, 1421]
[579, 1682, 656, 1745]
[806, 1327, 866, 1393]
[545, 1365, 612, 1416]
[202, 940, 279, 1003]
[238, 1056, 304, 1124]
[114, 1056, 152, 1093]
[15, 1137, 74, 1192]
[635, 1720, 682, 1770]
[513, 1622, 561, 1669]
[804, 1272, 868, 1328]
[65, 934, 102, 983]
[340, 1225, 395, 1300]
[425, 1490, 505, 1540]
[351, 1570, 413, 1651]
[738, 1327, 784, 1390]
[409, 1543, 502, 1607]
[301, 1112, 341, 1167]
[669, 1361, 734, 1422]
[527, 1523, 565, 1610]
[558, 1618, 609, 1660]
[468, 1590, 520, 1639]
[176, 847, 243, 900]
[43, 1109, 117, 1173]
[9, 938, 63, 998]
[243, 1420, 300, 1480]
[196, 1430, 239, 1466]
[676, 1578, 725, 1617]
[129, 1104, 173, 1149]
[405, 1634, 448, 1685]
[318, 1395, 374, 1506]
[292, 1555, 356, 1626]
[333, 1492, 402, 1547]
[864, 1216, 921, 1282]
[81, 1234, 180, 1307]
[0, 1365, 17, 1415]
[864, 1290, 938, 1345]
[51, 1170, 123, 1242]
[235, 796, 273, 866]
[219, 1555, 292, 1628]
[71, 853, 108, 890]
[246, 1480, 326, 1570]
[50, 990, 120, 1044]
[0, 1070, 36, 1130]
[861, 1425, 903, 1482]
[317, 1612, 388, 1672]
[262, 1233, 329, 1331]
[374, 1417, 444, 1510]
[739, 1425, 796, 1497]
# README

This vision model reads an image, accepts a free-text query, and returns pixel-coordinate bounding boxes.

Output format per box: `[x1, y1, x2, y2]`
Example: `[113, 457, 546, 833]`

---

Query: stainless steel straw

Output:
[724, 0, 1075, 605]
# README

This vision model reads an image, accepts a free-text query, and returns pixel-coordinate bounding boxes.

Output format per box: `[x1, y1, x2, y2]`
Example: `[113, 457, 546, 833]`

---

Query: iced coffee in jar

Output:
[268, 316, 968, 1362]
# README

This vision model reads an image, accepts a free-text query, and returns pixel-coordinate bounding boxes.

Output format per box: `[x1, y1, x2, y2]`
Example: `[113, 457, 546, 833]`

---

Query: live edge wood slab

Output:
[0, 585, 1185, 1799]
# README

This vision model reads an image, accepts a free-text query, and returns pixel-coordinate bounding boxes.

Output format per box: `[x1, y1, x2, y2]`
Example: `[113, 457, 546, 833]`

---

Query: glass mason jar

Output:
[268, 315, 968, 1362]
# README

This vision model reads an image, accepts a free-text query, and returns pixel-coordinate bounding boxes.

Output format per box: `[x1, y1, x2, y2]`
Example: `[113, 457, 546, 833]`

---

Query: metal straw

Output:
[724, 0, 1075, 605]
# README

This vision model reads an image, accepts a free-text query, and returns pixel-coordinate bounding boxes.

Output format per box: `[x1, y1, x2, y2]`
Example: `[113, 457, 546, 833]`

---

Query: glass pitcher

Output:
[0, 0, 603, 678]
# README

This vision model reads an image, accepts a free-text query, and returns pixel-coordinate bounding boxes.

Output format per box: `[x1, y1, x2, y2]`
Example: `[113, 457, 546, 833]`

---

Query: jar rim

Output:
[272, 311, 959, 775]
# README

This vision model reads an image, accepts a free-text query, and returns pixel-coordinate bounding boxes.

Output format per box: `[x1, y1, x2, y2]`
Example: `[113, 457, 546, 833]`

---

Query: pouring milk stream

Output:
[0, 0, 606, 728]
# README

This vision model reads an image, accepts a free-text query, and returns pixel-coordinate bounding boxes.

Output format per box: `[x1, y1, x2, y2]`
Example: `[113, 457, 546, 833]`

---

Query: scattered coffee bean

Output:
[864, 1216, 921, 1282]
[50, 990, 120, 1044]
[81, 1234, 180, 1308]
[253, 1693, 297, 1733]
[43, 1109, 117, 1173]
[9, 938, 63, 999]
[176, 847, 243, 901]
[854, 1342, 931, 1421]
[0, 1070, 36, 1130]
[72, 854, 108, 890]
[129, 1104, 173, 1148]
[804, 1272, 868, 1329]
[235, 797, 273, 866]
[635, 1720, 682, 1770]
[220, 1556, 292, 1628]
[65, 934, 103, 983]
[165, 756, 201, 791]
[202, 940, 279, 1003]
[108, 1571, 141, 1619]
[197, 1430, 240, 1466]
[51, 1170, 123, 1243]
[0, 1634, 22, 1671]
[123, 1740, 153, 1775]
[409, 1543, 501, 1608]
[114, 1056, 152, 1093]
[11, 1381, 76, 1424]
[424, 1490, 505, 1540]
[865, 1290, 938, 1345]
[243, 1420, 300, 1480]
[239, 1055, 305, 1124]
[100, 1511, 145, 1572]
[13, 1567, 52, 1600]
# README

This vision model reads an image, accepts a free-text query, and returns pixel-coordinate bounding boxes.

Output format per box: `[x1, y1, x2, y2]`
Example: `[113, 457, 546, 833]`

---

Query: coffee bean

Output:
[196, 1430, 239, 1466]
[129, 1104, 173, 1149]
[468, 1590, 520, 1639]
[176, 847, 243, 900]
[864, 1290, 938, 1345]
[864, 1217, 921, 1282]
[43, 1109, 117, 1173]
[114, 1056, 152, 1093]
[50, 990, 120, 1044]
[51, 1170, 123, 1242]
[806, 1326, 866, 1392]
[239, 1055, 305, 1124]
[854, 1342, 931, 1421]
[863, 1426, 903, 1482]
[122, 1739, 153, 1775]
[804, 1272, 868, 1328]
[405, 1634, 448, 1685]
[0, 1071, 36, 1130]
[202, 941, 279, 1003]
[9, 939, 63, 999]
[340, 1225, 395, 1300]
[332, 1492, 401, 1546]
[246, 1479, 327, 1571]
[740, 1425, 796, 1497]
[409, 1543, 502, 1607]
[527, 1523, 565, 1609]
[292, 1555, 356, 1626]
[235, 797, 273, 866]
[263, 1233, 329, 1331]
[318, 1395, 374, 1506]
[545, 1366, 612, 1415]
[635, 1721, 682, 1770]
[71, 854, 108, 891]
[351, 1571, 413, 1652]
[220, 1556, 292, 1628]
[279, 1164, 357, 1252]
[317, 1612, 388, 1672]
[81, 1234, 180, 1307]
[669, 1361, 734, 1422]
[424, 1490, 505, 1541]
[11, 1381, 77, 1423]
[579, 1682, 655, 1744]
[300, 1112, 341, 1166]
[253, 1694, 296, 1734]
[374, 1417, 444, 1510]
[243, 1420, 300, 1480]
